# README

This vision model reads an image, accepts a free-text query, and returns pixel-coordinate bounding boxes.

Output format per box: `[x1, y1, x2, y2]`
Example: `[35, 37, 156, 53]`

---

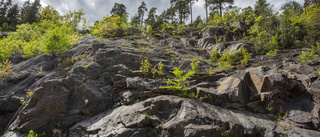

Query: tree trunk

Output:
[190, 2, 193, 25]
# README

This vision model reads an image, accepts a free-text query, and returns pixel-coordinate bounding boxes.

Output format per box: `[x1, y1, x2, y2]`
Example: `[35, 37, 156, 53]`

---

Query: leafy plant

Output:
[221, 131, 229, 137]
[210, 50, 221, 62]
[241, 47, 251, 65]
[191, 58, 200, 74]
[266, 49, 278, 57]
[218, 52, 234, 69]
[161, 58, 199, 91]
[266, 104, 272, 112]
[146, 25, 152, 35]
[0, 59, 14, 79]
[151, 66, 157, 78]
[43, 25, 78, 55]
[91, 14, 128, 38]
[298, 51, 315, 64]
[177, 23, 186, 35]
[37, 66, 43, 74]
[311, 42, 320, 55]
[140, 59, 152, 77]
[27, 130, 45, 137]
[157, 62, 164, 78]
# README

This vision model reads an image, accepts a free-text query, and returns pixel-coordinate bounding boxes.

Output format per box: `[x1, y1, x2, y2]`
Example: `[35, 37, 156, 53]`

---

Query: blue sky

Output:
[13, 0, 304, 24]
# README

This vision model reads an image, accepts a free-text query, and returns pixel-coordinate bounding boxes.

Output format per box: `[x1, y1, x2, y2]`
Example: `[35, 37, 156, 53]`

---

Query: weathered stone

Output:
[69, 95, 320, 137]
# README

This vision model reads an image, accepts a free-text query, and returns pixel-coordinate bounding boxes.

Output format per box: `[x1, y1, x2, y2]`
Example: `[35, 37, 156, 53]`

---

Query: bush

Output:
[161, 58, 199, 91]
[241, 47, 251, 65]
[161, 22, 175, 33]
[210, 50, 221, 62]
[43, 26, 78, 55]
[146, 25, 152, 35]
[140, 59, 152, 77]
[177, 23, 186, 35]
[298, 51, 315, 64]
[311, 42, 320, 55]
[91, 14, 128, 38]
[217, 52, 235, 69]
[266, 49, 278, 57]
[0, 59, 14, 79]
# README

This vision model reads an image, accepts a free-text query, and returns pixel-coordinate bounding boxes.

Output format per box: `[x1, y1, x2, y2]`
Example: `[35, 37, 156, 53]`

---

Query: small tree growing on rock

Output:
[43, 26, 77, 55]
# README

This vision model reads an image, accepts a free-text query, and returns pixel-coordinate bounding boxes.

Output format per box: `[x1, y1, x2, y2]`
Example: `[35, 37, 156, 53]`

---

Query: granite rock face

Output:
[1, 35, 320, 137]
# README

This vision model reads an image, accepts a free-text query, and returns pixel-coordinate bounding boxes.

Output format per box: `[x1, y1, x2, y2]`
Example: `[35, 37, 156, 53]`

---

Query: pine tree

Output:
[111, 3, 128, 17]
[19, 0, 41, 24]
[170, 0, 190, 24]
[145, 7, 157, 27]
[6, 3, 18, 30]
[208, 0, 234, 17]
[137, 1, 147, 25]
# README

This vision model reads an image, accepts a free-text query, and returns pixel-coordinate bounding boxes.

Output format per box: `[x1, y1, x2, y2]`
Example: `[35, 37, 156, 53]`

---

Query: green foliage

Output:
[241, 47, 251, 65]
[221, 130, 229, 137]
[91, 14, 128, 38]
[27, 130, 45, 137]
[157, 62, 165, 78]
[1, 22, 8, 31]
[161, 22, 175, 33]
[39, 6, 60, 23]
[43, 25, 77, 55]
[161, 58, 199, 91]
[0, 59, 14, 79]
[191, 58, 200, 74]
[181, 90, 197, 99]
[299, 4, 320, 45]
[210, 50, 221, 62]
[298, 51, 316, 64]
[311, 42, 320, 55]
[140, 59, 152, 77]
[266, 104, 272, 112]
[247, 17, 280, 53]
[218, 52, 235, 69]
[146, 25, 152, 35]
[266, 49, 278, 57]
[152, 66, 157, 78]
[208, 7, 240, 26]
[177, 23, 186, 35]
[0, 8, 80, 59]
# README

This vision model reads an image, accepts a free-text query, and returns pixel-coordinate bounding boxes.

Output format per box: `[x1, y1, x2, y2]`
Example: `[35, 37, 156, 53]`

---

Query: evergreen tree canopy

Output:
[137, 1, 147, 25]
[111, 3, 128, 17]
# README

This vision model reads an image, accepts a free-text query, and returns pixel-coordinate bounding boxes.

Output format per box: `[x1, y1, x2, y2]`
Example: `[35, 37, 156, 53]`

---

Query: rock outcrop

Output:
[1, 33, 319, 137]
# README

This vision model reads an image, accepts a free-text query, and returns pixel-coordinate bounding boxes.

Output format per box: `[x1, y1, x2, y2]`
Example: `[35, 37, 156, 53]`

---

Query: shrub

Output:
[266, 49, 278, 57]
[241, 47, 251, 65]
[191, 58, 200, 74]
[210, 50, 221, 62]
[43, 26, 77, 55]
[146, 25, 152, 35]
[157, 62, 164, 78]
[161, 58, 199, 91]
[140, 59, 152, 77]
[177, 23, 186, 35]
[91, 14, 128, 38]
[0, 59, 14, 79]
[161, 22, 175, 33]
[298, 51, 315, 64]
[311, 42, 320, 55]
[218, 52, 234, 69]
